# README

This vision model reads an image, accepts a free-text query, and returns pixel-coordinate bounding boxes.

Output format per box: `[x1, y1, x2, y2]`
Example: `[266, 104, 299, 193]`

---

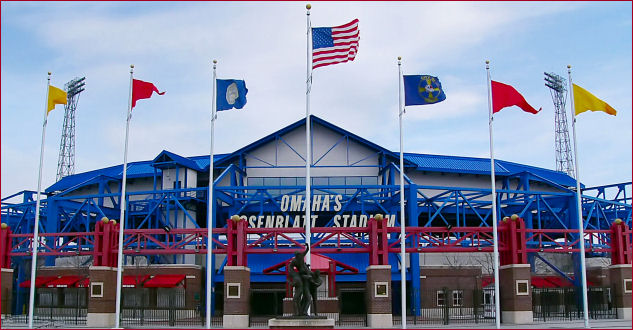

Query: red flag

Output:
[132, 79, 165, 109]
[491, 80, 540, 114]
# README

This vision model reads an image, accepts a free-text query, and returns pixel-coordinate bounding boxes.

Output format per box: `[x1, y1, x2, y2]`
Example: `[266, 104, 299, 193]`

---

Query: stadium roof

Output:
[45, 116, 576, 193]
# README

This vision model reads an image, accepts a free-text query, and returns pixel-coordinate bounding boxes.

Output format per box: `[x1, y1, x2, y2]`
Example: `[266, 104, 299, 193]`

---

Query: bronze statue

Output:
[307, 269, 322, 316]
[288, 243, 322, 317]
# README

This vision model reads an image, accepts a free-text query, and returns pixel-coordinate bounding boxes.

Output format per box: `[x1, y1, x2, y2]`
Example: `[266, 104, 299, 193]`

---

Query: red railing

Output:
[1, 217, 630, 269]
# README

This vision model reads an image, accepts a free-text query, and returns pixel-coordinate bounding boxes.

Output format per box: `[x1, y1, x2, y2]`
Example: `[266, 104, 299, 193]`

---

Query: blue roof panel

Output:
[44, 118, 576, 194]
[404, 153, 508, 175]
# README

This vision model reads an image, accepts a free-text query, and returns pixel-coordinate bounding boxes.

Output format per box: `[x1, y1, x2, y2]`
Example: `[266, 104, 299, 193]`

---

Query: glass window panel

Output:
[280, 177, 297, 186]
[346, 177, 361, 185]
[263, 177, 280, 186]
[362, 176, 378, 185]
[248, 177, 264, 186]
[312, 177, 327, 185]
[329, 177, 345, 185]
[436, 291, 445, 307]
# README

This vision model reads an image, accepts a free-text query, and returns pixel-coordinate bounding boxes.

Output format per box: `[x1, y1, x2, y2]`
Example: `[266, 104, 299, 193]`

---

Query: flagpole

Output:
[27, 72, 52, 329]
[485, 60, 501, 329]
[397, 57, 408, 329]
[567, 65, 590, 328]
[305, 3, 312, 265]
[114, 64, 134, 328]
[206, 59, 218, 329]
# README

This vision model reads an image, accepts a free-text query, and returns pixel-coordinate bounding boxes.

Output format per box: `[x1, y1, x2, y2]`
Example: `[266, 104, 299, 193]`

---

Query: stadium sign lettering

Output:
[239, 194, 397, 228]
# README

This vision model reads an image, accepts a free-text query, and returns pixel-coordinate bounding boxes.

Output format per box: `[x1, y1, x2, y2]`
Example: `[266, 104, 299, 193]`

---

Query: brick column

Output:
[366, 265, 392, 328]
[86, 266, 117, 327]
[1, 268, 14, 317]
[499, 264, 532, 324]
[609, 264, 632, 320]
[223, 266, 250, 328]
[587, 267, 610, 287]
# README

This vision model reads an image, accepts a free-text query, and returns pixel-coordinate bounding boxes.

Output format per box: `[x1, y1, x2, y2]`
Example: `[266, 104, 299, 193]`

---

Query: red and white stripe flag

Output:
[312, 19, 359, 70]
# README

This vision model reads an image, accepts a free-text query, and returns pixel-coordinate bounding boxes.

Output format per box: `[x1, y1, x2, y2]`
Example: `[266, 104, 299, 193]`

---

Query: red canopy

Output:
[76, 277, 90, 288]
[123, 275, 150, 288]
[143, 274, 185, 288]
[18, 276, 56, 288]
[45, 276, 82, 288]
[309, 254, 332, 271]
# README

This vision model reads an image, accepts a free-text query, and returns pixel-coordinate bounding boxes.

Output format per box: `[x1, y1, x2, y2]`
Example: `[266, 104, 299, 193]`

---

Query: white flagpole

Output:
[206, 59, 218, 329]
[114, 64, 134, 328]
[567, 64, 590, 328]
[485, 60, 501, 329]
[397, 57, 407, 329]
[305, 3, 312, 265]
[28, 72, 52, 329]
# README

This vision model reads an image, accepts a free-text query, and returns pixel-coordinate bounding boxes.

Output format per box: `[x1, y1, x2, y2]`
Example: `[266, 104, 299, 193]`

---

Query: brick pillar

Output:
[223, 266, 250, 328]
[86, 266, 117, 327]
[587, 267, 610, 287]
[1, 268, 14, 317]
[499, 264, 532, 324]
[366, 265, 392, 328]
[609, 264, 632, 320]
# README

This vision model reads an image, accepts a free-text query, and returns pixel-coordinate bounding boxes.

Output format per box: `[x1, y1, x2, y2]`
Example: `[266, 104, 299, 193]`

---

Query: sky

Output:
[1, 1, 631, 199]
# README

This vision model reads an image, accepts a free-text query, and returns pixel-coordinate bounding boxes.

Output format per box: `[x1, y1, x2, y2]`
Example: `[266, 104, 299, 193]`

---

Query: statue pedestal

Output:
[268, 316, 334, 329]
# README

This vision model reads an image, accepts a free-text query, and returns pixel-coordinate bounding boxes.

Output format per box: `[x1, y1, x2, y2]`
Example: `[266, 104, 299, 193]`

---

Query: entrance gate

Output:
[532, 287, 616, 322]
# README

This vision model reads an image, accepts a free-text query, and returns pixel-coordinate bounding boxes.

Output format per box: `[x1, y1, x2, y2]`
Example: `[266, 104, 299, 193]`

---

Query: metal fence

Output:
[394, 287, 495, 326]
[532, 287, 616, 322]
[120, 288, 206, 327]
[248, 315, 275, 328]
[337, 314, 367, 327]
[120, 308, 205, 327]
[2, 307, 87, 326]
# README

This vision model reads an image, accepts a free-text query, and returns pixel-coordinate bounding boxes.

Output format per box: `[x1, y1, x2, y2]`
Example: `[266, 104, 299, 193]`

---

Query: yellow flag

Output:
[47, 85, 67, 114]
[573, 83, 617, 116]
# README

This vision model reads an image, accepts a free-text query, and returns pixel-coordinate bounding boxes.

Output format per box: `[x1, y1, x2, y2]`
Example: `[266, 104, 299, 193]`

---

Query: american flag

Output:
[312, 19, 359, 70]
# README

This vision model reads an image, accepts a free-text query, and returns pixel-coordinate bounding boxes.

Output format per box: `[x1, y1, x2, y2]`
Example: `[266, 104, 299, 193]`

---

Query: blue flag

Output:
[216, 79, 248, 111]
[403, 75, 446, 106]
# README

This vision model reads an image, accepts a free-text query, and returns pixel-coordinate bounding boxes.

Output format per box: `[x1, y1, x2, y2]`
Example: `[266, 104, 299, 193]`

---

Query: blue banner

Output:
[403, 75, 446, 106]
[217, 79, 248, 111]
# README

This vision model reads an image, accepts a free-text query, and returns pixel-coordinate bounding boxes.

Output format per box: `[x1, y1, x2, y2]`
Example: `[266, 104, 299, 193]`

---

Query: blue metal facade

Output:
[2, 115, 631, 315]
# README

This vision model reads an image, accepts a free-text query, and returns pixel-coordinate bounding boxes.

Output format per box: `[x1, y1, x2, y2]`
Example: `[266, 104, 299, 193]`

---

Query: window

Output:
[227, 283, 241, 298]
[157, 288, 185, 308]
[516, 280, 529, 296]
[374, 282, 388, 298]
[483, 291, 492, 305]
[123, 288, 149, 308]
[64, 288, 86, 307]
[329, 177, 345, 194]
[625, 279, 632, 294]
[436, 291, 445, 307]
[247, 177, 264, 186]
[91, 282, 104, 298]
[452, 290, 463, 306]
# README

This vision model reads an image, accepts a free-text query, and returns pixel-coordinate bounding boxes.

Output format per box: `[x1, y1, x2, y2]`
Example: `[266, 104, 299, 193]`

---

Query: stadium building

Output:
[1, 115, 631, 328]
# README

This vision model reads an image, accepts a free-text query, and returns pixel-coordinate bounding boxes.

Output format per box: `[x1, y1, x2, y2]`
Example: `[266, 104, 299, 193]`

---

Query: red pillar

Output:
[498, 215, 532, 324]
[226, 217, 247, 267]
[236, 218, 247, 266]
[500, 216, 527, 266]
[93, 220, 103, 266]
[368, 216, 389, 266]
[0, 225, 11, 269]
[610, 220, 632, 265]
[328, 260, 336, 298]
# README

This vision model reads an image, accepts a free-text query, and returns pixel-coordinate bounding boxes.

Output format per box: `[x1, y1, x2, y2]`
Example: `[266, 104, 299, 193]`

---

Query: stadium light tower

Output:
[544, 72, 574, 178]
[56, 77, 85, 181]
